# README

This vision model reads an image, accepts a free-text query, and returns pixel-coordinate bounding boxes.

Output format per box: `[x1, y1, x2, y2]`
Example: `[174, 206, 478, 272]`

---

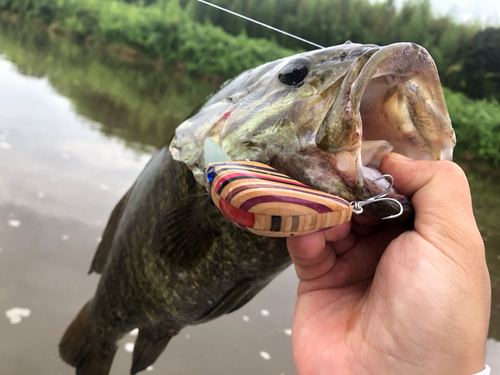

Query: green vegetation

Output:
[0, 0, 296, 77]
[0, 0, 488, 81]
[444, 88, 500, 165]
[460, 27, 500, 103]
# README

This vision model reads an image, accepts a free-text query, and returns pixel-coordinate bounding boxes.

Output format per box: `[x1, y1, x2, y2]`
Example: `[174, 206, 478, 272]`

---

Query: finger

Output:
[298, 224, 405, 294]
[287, 222, 351, 281]
[380, 153, 483, 260]
[380, 153, 469, 200]
[323, 222, 352, 242]
[330, 231, 357, 255]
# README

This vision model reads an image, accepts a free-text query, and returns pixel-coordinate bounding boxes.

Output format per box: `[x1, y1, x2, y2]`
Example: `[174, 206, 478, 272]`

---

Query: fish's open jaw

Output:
[352, 43, 455, 191]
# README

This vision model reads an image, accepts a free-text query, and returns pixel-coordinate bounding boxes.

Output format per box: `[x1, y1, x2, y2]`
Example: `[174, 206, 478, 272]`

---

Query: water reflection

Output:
[0, 18, 499, 374]
[0, 17, 219, 152]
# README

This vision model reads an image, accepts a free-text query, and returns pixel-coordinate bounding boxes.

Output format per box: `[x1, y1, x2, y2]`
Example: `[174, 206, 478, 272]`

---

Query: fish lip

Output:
[351, 43, 429, 113]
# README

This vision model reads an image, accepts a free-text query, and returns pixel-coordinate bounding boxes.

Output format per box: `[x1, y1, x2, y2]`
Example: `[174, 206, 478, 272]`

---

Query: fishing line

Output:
[197, 0, 325, 49]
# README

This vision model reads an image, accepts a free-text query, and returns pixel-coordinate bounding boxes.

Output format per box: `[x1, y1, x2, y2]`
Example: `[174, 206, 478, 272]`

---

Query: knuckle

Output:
[436, 160, 464, 175]
[435, 160, 469, 185]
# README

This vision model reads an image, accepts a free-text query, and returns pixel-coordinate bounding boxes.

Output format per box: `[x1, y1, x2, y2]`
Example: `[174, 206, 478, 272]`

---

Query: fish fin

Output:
[195, 279, 265, 324]
[130, 329, 176, 375]
[89, 189, 132, 274]
[226, 284, 264, 314]
[59, 299, 116, 375]
[152, 194, 221, 267]
[75, 350, 116, 375]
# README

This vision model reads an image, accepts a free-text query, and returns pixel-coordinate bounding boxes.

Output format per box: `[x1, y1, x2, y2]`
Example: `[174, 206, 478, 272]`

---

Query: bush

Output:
[444, 88, 500, 165]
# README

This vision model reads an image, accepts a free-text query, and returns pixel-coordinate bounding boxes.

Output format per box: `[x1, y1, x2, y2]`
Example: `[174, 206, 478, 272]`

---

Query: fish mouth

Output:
[357, 43, 454, 160]
[315, 43, 455, 219]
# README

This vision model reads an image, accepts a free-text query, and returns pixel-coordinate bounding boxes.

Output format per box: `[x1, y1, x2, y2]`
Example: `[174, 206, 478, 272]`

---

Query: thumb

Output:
[380, 153, 483, 260]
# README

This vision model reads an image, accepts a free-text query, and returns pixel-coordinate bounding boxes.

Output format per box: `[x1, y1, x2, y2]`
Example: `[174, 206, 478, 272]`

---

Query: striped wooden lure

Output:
[205, 161, 353, 237]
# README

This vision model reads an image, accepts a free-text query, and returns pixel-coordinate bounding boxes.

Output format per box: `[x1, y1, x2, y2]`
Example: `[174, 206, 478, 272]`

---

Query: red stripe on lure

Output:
[219, 196, 256, 228]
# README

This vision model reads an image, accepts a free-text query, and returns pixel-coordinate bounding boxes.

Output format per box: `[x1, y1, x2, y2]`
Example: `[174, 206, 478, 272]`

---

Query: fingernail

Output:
[388, 152, 412, 162]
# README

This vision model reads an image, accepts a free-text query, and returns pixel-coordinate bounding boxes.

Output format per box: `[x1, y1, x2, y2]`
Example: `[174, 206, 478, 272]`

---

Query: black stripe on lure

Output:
[203, 139, 403, 237]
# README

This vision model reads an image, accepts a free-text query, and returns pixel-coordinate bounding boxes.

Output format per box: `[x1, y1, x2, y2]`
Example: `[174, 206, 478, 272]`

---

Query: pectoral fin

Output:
[131, 328, 177, 375]
[195, 278, 269, 324]
[152, 194, 221, 267]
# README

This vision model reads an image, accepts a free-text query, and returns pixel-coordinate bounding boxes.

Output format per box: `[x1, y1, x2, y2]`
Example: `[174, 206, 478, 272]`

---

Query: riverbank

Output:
[0, 0, 296, 78]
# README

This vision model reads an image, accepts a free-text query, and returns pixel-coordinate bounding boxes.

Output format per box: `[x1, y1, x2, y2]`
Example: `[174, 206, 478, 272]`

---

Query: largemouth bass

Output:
[59, 42, 455, 375]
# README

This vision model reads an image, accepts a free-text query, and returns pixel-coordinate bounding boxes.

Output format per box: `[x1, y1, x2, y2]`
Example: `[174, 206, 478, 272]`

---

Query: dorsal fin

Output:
[89, 188, 132, 274]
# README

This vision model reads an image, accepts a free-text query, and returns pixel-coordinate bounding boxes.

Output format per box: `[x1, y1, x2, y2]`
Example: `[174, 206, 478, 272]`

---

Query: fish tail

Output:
[130, 328, 177, 375]
[59, 299, 116, 375]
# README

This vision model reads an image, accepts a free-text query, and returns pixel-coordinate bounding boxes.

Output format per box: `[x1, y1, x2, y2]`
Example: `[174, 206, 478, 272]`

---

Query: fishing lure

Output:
[204, 139, 403, 237]
[205, 160, 352, 237]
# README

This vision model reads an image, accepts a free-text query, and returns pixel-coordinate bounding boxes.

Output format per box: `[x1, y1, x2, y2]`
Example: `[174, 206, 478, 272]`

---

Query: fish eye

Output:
[278, 60, 310, 86]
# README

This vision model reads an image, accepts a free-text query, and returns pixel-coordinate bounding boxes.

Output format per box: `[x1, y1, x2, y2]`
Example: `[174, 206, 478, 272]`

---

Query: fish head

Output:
[170, 42, 455, 221]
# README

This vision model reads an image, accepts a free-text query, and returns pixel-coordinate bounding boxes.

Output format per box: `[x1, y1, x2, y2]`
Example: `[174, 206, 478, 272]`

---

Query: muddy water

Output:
[0, 19, 499, 374]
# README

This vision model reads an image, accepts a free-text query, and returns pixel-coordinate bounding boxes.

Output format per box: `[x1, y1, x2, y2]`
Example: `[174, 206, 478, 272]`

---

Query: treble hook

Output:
[350, 174, 404, 220]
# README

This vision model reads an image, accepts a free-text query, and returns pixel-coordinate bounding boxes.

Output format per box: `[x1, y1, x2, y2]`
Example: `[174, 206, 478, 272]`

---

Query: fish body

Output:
[59, 42, 455, 374]
[60, 147, 291, 374]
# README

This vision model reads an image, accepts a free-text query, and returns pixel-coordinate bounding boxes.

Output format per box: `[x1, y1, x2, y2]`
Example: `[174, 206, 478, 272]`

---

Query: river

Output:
[0, 17, 499, 374]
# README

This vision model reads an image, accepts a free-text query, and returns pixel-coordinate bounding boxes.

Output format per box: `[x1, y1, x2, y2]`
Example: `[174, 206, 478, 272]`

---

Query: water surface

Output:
[0, 18, 499, 374]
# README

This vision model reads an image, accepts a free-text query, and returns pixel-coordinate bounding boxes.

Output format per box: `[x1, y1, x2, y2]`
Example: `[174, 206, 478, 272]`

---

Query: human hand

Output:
[287, 153, 491, 375]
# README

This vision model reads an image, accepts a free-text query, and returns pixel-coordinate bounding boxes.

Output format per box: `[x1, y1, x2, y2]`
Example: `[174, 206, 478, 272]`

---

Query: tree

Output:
[462, 27, 500, 102]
